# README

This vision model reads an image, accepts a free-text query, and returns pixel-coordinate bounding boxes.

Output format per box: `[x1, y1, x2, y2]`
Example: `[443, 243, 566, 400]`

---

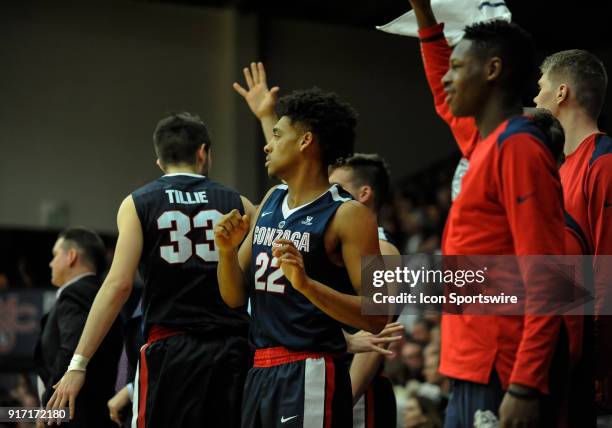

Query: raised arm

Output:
[408, 0, 479, 156]
[46, 196, 143, 422]
[233, 62, 279, 143]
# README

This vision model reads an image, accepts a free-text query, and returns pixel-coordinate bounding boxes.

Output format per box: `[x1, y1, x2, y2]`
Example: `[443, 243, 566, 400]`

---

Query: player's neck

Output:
[163, 164, 203, 176]
[284, 171, 331, 209]
[475, 95, 522, 139]
[558, 109, 600, 156]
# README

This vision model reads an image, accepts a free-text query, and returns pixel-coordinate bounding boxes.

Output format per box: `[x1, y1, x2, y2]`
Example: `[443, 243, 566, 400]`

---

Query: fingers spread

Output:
[243, 67, 254, 89]
[233, 82, 248, 97]
[250, 62, 259, 84]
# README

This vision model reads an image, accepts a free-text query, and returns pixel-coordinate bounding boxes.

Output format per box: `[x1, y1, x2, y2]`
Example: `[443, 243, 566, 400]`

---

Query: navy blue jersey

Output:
[132, 173, 249, 337]
[249, 184, 355, 353]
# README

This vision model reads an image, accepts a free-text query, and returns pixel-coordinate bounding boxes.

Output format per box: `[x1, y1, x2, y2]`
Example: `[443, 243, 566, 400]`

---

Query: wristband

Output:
[507, 387, 539, 400]
[67, 354, 89, 372]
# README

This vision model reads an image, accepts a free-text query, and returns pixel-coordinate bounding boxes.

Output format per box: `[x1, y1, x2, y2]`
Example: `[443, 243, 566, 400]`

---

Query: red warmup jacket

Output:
[561, 132, 612, 304]
[418, 23, 566, 393]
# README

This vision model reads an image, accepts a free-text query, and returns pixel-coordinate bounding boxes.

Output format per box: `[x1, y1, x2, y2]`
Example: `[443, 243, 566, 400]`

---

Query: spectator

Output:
[404, 391, 443, 428]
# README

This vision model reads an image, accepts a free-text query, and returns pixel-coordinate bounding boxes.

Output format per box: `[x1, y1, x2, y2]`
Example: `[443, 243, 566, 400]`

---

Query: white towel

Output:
[377, 0, 512, 46]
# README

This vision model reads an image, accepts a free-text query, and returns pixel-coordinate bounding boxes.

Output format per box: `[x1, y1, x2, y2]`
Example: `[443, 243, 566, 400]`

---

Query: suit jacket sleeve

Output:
[43, 287, 90, 404]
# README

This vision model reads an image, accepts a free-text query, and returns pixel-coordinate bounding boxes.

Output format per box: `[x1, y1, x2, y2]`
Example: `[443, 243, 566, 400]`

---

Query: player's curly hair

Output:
[276, 88, 357, 167]
[463, 20, 535, 99]
[330, 153, 391, 212]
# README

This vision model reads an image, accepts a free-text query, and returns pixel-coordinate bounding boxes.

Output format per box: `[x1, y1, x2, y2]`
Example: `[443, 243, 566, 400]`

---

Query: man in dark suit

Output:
[35, 227, 122, 427]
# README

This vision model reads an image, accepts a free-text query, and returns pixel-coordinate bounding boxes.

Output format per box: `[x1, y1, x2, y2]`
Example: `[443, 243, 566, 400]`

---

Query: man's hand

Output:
[45, 370, 85, 425]
[272, 239, 308, 291]
[345, 322, 404, 355]
[214, 210, 250, 252]
[499, 386, 540, 428]
[108, 385, 131, 426]
[233, 62, 279, 120]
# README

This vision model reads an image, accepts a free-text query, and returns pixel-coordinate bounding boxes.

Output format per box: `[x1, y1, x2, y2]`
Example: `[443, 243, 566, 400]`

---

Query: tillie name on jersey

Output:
[165, 189, 209, 204]
[253, 226, 311, 252]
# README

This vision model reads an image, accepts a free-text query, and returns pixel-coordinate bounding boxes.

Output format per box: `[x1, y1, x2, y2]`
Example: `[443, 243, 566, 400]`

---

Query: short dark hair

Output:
[528, 108, 566, 163]
[331, 153, 391, 211]
[59, 227, 106, 275]
[277, 88, 357, 167]
[153, 112, 211, 166]
[541, 49, 608, 119]
[463, 20, 536, 98]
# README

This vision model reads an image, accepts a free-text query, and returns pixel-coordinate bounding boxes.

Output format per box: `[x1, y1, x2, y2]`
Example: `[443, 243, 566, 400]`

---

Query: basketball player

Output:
[215, 86, 389, 427]
[408, 0, 567, 426]
[46, 113, 255, 428]
[233, 63, 401, 426]
[330, 154, 401, 428]
[534, 49, 611, 423]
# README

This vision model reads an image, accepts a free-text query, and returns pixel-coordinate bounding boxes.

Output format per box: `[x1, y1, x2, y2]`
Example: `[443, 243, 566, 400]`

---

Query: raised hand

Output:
[214, 209, 250, 252]
[233, 62, 279, 120]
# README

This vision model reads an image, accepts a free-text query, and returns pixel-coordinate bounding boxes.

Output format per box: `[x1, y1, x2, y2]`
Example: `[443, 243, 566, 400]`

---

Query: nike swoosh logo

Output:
[281, 415, 298, 423]
[516, 192, 536, 204]
[261, 211, 273, 217]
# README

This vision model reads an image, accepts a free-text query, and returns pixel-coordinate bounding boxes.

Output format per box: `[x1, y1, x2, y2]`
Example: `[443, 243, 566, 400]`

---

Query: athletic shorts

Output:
[132, 325, 250, 428]
[352, 375, 396, 428]
[241, 347, 352, 428]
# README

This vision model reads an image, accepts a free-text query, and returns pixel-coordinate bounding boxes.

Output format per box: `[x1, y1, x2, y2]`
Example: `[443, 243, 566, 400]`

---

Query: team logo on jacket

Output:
[278, 221, 285, 229]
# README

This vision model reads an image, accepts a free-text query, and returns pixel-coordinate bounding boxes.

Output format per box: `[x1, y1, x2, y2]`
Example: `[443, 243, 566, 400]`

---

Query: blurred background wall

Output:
[1, 0, 610, 232]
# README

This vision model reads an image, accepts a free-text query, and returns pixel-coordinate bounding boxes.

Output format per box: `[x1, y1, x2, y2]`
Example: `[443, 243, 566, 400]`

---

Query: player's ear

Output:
[206, 146, 212, 171]
[358, 185, 373, 205]
[299, 131, 314, 152]
[156, 159, 165, 173]
[67, 247, 78, 267]
[485, 56, 503, 82]
[196, 144, 206, 162]
[557, 83, 569, 105]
